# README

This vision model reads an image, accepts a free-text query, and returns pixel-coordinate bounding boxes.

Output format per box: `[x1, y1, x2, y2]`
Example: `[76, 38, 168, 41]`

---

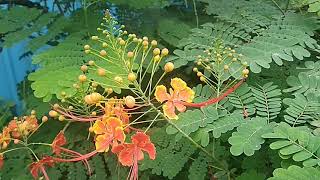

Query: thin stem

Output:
[192, 0, 199, 28]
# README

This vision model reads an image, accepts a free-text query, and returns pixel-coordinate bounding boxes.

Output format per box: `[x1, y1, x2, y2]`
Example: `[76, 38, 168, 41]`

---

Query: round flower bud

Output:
[151, 40, 157, 46]
[154, 55, 161, 62]
[49, 110, 58, 118]
[164, 62, 174, 73]
[97, 68, 106, 76]
[143, 36, 148, 41]
[106, 88, 113, 94]
[84, 45, 90, 50]
[153, 48, 160, 56]
[84, 50, 90, 54]
[197, 72, 203, 77]
[14, 139, 19, 144]
[224, 65, 229, 70]
[81, 65, 88, 72]
[100, 50, 107, 56]
[161, 48, 169, 56]
[193, 67, 198, 72]
[142, 40, 148, 46]
[79, 74, 87, 82]
[125, 96, 136, 108]
[242, 69, 249, 76]
[88, 60, 95, 66]
[128, 73, 137, 82]
[42, 116, 48, 122]
[200, 76, 206, 82]
[102, 42, 108, 47]
[31, 110, 36, 115]
[58, 115, 65, 121]
[119, 39, 126, 45]
[91, 36, 98, 40]
[91, 111, 97, 116]
[127, 51, 134, 58]
[89, 127, 94, 133]
[114, 76, 123, 84]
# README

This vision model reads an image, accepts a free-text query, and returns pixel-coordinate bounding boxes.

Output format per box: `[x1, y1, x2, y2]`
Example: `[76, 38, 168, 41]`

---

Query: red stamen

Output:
[40, 166, 50, 180]
[180, 78, 245, 108]
[55, 108, 101, 122]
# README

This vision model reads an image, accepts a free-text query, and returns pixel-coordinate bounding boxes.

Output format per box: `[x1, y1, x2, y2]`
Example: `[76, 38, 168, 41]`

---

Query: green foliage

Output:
[290, 0, 320, 16]
[158, 19, 191, 47]
[0, 98, 14, 127]
[268, 165, 320, 180]
[236, 170, 266, 180]
[140, 128, 197, 179]
[283, 94, 320, 126]
[108, 0, 169, 9]
[228, 117, 275, 156]
[263, 122, 320, 167]
[251, 82, 282, 121]
[284, 61, 320, 96]
[188, 153, 208, 180]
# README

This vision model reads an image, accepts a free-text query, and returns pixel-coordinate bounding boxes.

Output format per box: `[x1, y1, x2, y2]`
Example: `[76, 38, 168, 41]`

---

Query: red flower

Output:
[51, 131, 67, 156]
[29, 156, 55, 180]
[113, 132, 156, 180]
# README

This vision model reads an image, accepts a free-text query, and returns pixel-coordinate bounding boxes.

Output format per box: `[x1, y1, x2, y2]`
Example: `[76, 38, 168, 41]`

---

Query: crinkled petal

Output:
[174, 102, 186, 112]
[141, 143, 156, 160]
[131, 132, 150, 145]
[178, 87, 195, 103]
[95, 134, 112, 152]
[106, 117, 123, 129]
[118, 147, 134, 166]
[155, 85, 169, 103]
[114, 127, 125, 143]
[163, 102, 178, 120]
[171, 78, 187, 91]
[92, 120, 107, 135]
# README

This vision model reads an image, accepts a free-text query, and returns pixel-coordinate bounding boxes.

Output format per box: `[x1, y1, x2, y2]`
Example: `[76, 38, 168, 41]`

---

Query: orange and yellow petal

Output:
[92, 120, 107, 134]
[95, 134, 112, 152]
[114, 127, 126, 143]
[171, 78, 187, 91]
[106, 117, 123, 129]
[178, 87, 195, 103]
[174, 102, 186, 112]
[131, 132, 150, 145]
[163, 102, 178, 120]
[155, 85, 169, 103]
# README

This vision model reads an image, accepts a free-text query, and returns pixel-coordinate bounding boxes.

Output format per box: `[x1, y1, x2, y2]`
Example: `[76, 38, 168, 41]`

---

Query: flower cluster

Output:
[0, 115, 39, 150]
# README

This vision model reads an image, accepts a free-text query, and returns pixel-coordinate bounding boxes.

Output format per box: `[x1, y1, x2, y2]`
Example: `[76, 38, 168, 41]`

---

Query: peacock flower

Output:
[29, 156, 55, 180]
[51, 131, 67, 156]
[113, 132, 156, 180]
[103, 99, 131, 132]
[155, 78, 195, 119]
[0, 127, 11, 149]
[92, 117, 126, 152]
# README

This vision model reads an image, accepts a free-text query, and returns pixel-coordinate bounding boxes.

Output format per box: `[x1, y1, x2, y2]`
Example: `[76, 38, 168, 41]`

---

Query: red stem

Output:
[180, 78, 245, 108]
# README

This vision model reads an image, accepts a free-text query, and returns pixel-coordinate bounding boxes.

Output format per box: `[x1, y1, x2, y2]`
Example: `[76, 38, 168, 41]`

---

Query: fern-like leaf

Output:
[268, 165, 320, 180]
[228, 117, 275, 156]
[251, 82, 282, 121]
[263, 122, 320, 167]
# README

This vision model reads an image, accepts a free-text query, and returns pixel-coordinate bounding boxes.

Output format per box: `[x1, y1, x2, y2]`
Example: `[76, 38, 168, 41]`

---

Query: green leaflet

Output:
[283, 93, 320, 126]
[251, 82, 282, 121]
[228, 117, 275, 156]
[268, 165, 320, 180]
[263, 122, 320, 167]
[284, 61, 320, 96]
[158, 19, 191, 47]
[236, 170, 266, 180]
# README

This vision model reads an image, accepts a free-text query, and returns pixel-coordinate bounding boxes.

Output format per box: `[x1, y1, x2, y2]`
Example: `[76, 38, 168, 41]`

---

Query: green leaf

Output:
[188, 153, 208, 180]
[228, 117, 275, 156]
[268, 165, 320, 180]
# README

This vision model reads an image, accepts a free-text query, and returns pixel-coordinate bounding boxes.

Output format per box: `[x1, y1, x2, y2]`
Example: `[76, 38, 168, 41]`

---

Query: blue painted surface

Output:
[0, 41, 36, 114]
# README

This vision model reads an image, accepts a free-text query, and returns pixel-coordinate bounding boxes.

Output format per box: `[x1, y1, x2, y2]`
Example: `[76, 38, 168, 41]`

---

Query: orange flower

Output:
[0, 127, 11, 149]
[92, 117, 125, 152]
[113, 132, 156, 180]
[29, 156, 55, 180]
[51, 131, 67, 156]
[155, 78, 194, 119]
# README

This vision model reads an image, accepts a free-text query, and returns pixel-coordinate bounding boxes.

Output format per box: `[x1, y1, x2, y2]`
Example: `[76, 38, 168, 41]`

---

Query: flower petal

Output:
[141, 143, 156, 160]
[118, 147, 134, 166]
[106, 117, 123, 129]
[178, 87, 195, 103]
[155, 85, 169, 103]
[163, 102, 178, 120]
[92, 120, 107, 135]
[95, 134, 111, 152]
[174, 102, 186, 112]
[171, 78, 187, 91]
[114, 127, 125, 143]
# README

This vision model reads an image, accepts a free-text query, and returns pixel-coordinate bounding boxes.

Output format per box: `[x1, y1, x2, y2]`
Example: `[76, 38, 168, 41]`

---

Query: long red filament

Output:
[55, 108, 101, 122]
[179, 78, 245, 108]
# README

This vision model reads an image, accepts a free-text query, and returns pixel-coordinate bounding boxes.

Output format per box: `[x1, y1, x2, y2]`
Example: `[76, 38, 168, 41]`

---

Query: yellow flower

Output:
[155, 78, 194, 119]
